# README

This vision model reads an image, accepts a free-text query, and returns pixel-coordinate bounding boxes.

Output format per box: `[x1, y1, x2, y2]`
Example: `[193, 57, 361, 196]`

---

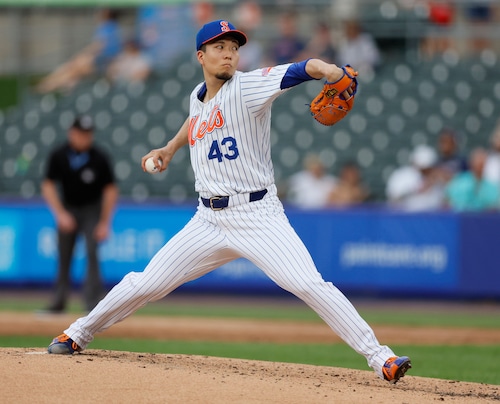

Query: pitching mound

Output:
[1, 348, 499, 403]
[1, 295, 499, 403]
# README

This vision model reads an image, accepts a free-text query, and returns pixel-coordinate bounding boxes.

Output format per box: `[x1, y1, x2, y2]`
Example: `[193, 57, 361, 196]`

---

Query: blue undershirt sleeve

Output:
[280, 59, 318, 90]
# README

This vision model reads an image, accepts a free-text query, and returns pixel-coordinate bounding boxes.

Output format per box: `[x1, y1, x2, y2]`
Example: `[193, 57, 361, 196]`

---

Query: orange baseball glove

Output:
[309, 65, 358, 126]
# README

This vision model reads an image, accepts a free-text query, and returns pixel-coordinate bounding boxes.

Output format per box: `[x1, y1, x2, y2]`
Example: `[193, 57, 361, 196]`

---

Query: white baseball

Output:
[145, 157, 162, 174]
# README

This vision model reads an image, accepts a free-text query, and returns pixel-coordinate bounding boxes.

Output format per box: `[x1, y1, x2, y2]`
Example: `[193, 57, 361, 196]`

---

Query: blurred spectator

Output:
[419, 1, 457, 60]
[36, 9, 123, 94]
[386, 144, 445, 211]
[286, 154, 337, 209]
[137, 1, 214, 70]
[299, 22, 336, 64]
[330, 0, 360, 22]
[233, 0, 264, 71]
[463, 2, 495, 53]
[327, 161, 369, 207]
[107, 39, 152, 85]
[269, 11, 305, 65]
[40, 115, 118, 313]
[435, 127, 468, 183]
[337, 20, 381, 74]
[483, 121, 500, 187]
[446, 147, 500, 211]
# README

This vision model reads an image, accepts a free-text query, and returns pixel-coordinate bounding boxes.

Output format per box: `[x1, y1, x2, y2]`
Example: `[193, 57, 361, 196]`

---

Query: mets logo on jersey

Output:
[261, 67, 273, 77]
[189, 104, 225, 146]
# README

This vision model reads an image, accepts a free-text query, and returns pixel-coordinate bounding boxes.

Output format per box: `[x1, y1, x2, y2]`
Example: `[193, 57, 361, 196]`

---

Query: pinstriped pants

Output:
[66, 190, 395, 378]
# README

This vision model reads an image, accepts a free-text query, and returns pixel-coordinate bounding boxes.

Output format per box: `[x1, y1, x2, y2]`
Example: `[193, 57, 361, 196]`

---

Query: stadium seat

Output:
[2, 51, 500, 202]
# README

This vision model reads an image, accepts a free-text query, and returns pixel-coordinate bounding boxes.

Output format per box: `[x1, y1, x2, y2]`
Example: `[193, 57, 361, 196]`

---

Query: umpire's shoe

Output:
[382, 356, 412, 384]
[48, 333, 81, 354]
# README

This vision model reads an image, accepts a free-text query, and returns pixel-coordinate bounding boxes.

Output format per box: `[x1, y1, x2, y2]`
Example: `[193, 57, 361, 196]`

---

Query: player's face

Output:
[68, 128, 93, 152]
[199, 37, 240, 81]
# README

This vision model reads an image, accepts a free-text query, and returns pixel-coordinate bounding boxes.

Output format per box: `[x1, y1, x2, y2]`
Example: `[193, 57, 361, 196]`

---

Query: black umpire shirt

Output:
[45, 143, 115, 207]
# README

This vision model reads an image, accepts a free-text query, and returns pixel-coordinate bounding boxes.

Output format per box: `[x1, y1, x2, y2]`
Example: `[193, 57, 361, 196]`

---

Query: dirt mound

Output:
[1, 300, 499, 404]
[2, 348, 499, 403]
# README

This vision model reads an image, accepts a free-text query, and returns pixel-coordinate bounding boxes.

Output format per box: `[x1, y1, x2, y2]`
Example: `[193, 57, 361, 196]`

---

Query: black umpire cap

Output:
[71, 115, 94, 132]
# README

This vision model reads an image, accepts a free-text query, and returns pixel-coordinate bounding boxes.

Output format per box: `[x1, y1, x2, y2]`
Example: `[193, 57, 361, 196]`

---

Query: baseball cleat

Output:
[47, 333, 81, 355]
[382, 356, 412, 384]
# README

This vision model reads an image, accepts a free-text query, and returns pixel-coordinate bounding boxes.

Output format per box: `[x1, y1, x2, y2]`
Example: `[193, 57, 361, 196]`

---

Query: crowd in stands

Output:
[33, 1, 499, 89]
[30, 2, 500, 213]
[36, 9, 126, 94]
[34, 1, 498, 90]
[34, 2, 384, 93]
[385, 123, 500, 212]
[286, 122, 500, 212]
[419, 0, 497, 59]
[285, 154, 371, 209]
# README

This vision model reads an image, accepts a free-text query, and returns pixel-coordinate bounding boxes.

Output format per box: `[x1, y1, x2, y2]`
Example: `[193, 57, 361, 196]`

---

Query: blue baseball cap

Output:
[196, 20, 247, 51]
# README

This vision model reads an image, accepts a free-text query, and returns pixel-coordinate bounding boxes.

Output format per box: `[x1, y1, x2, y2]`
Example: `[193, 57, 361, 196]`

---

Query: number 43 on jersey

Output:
[208, 136, 239, 162]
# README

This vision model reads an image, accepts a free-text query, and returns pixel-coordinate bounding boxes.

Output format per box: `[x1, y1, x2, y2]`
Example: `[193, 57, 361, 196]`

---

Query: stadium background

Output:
[0, 0, 500, 299]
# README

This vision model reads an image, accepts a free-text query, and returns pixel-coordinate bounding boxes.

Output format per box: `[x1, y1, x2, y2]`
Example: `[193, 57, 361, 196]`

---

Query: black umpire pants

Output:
[50, 201, 104, 312]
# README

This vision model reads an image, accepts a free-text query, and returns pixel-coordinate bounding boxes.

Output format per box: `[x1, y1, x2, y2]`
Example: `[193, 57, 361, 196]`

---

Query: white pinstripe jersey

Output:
[188, 64, 292, 197]
[65, 65, 398, 377]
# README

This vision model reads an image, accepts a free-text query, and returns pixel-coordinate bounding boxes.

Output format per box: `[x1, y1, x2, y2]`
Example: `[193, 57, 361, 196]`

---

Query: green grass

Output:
[359, 309, 500, 329]
[1, 294, 499, 385]
[138, 301, 500, 329]
[1, 296, 499, 328]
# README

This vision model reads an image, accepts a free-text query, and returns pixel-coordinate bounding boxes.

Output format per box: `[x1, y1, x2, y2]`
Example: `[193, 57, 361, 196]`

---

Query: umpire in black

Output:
[41, 115, 118, 313]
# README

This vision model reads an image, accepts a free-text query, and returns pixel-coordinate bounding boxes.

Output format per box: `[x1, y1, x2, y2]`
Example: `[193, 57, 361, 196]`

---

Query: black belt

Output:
[201, 189, 268, 210]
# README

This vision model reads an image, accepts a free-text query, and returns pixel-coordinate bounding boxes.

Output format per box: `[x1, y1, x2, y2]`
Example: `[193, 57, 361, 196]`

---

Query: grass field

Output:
[1, 292, 499, 385]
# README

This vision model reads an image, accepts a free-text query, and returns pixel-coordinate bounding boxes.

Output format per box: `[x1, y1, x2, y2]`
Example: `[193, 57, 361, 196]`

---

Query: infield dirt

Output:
[1, 299, 500, 403]
[1, 346, 500, 404]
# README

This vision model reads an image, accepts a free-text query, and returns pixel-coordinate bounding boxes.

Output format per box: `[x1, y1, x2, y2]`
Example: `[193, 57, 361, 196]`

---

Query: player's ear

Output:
[197, 50, 205, 65]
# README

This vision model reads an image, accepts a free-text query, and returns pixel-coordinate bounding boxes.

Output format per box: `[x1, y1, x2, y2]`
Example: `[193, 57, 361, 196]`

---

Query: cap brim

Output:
[199, 30, 248, 49]
[72, 124, 94, 132]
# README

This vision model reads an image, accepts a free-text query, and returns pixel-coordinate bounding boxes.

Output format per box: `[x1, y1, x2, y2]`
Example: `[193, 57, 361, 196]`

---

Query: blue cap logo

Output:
[196, 20, 247, 51]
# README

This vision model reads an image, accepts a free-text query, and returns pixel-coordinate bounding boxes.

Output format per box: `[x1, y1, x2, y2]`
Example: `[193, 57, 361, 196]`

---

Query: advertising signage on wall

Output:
[1, 202, 499, 298]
